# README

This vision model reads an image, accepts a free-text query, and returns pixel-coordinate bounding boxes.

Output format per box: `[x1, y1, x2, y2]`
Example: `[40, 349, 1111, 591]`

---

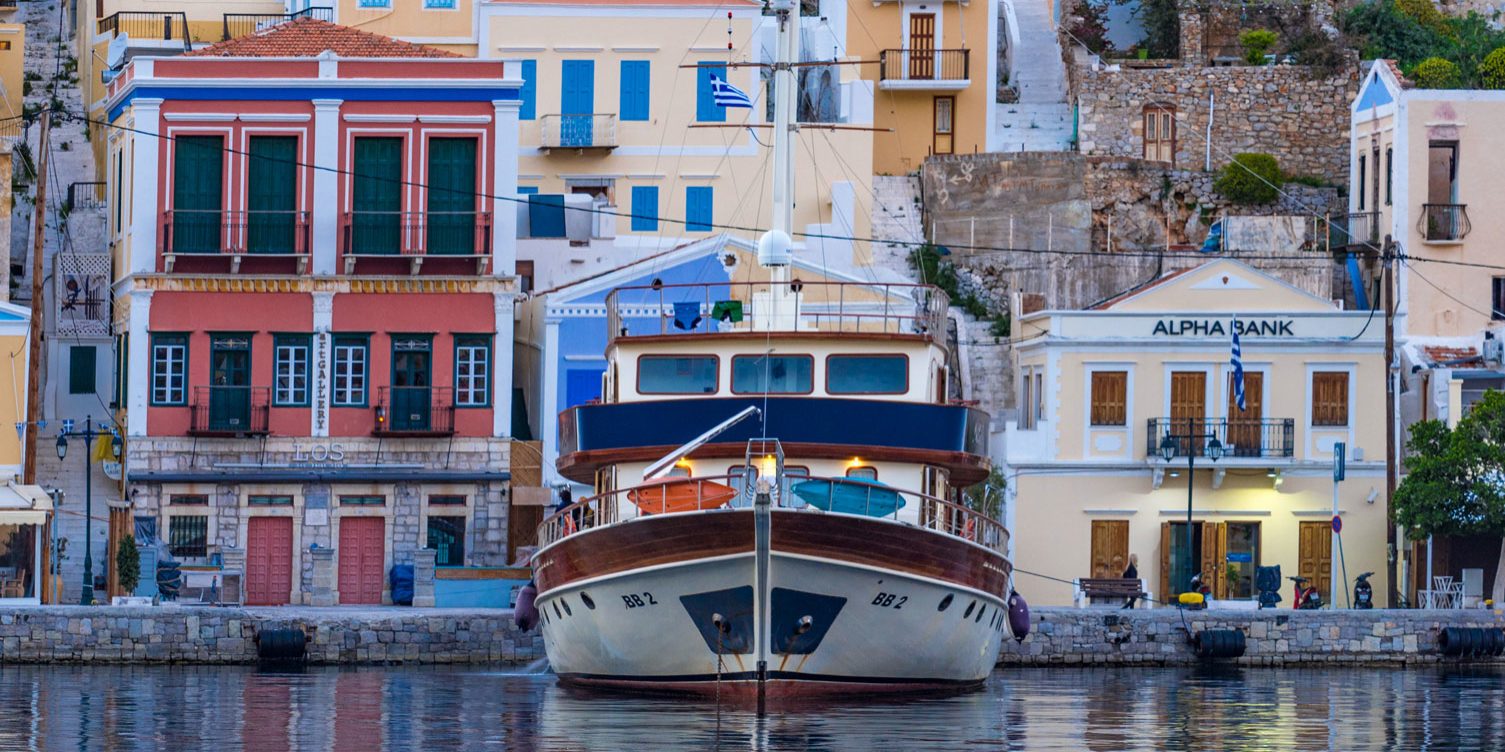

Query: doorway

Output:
[209, 335, 251, 431]
[1226, 371, 1264, 456]
[1169, 371, 1206, 454]
[391, 337, 432, 431]
[908, 13, 935, 79]
[1224, 521, 1261, 598]
[338, 517, 386, 605]
[561, 59, 595, 147]
[246, 516, 293, 606]
[1090, 520, 1129, 580]
[1298, 520, 1332, 597]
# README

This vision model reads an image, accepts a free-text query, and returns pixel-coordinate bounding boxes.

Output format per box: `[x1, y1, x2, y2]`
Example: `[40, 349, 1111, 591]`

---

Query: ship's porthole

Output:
[580, 592, 596, 610]
[562, 599, 573, 617]
[553, 601, 563, 619]
[975, 605, 986, 623]
[963, 601, 976, 618]
[937, 594, 954, 612]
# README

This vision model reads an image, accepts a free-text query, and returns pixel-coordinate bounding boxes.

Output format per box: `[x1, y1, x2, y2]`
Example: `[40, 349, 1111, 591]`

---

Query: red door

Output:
[246, 517, 293, 606]
[339, 517, 386, 605]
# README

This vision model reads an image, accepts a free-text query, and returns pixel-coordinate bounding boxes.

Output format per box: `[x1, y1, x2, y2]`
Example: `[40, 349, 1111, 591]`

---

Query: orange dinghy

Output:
[626, 478, 738, 515]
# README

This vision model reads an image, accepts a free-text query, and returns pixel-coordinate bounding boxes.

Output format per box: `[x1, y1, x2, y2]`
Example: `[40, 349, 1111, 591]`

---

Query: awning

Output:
[0, 481, 53, 526]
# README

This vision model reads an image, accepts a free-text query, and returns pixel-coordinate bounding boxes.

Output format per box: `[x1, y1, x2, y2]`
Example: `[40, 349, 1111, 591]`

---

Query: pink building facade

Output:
[105, 22, 525, 606]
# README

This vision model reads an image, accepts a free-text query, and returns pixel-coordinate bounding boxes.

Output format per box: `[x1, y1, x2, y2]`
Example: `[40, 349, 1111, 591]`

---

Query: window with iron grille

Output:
[427, 516, 466, 566]
[167, 516, 208, 558]
[333, 336, 368, 406]
[274, 335, 310, 406]
[455, 336, 491, 406]
[151, 334, 188, 405]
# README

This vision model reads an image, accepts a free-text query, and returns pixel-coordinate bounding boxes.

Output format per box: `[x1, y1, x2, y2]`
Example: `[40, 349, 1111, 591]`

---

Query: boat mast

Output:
[758, 0, 799, 292]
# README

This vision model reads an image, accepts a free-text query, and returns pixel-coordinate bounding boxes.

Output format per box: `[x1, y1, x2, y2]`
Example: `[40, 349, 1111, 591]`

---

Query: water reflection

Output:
[0, 664, 1501, 751]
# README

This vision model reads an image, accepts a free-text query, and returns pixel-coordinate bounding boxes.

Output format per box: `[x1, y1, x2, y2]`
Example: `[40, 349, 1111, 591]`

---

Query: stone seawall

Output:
[1001, 608, 1505, 666]
[0, 606, 543, 665]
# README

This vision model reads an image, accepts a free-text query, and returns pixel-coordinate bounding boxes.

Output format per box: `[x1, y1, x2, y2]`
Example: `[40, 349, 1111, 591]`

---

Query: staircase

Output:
[870, 175, 926, 272]
[995, 0, 1073, 153]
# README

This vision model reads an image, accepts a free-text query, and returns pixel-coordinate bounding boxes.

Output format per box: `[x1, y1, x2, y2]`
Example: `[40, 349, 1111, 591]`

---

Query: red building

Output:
[105, 19, 524, 605]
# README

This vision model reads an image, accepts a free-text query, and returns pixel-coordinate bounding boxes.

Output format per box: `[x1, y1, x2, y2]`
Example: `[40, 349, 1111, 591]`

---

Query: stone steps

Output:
[870, 175, 926, 273]
[996, 0, 1072, 152]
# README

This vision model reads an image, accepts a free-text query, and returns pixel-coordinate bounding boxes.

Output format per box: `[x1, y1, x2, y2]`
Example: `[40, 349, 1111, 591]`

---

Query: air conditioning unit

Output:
[1483, 337, 1503, 366]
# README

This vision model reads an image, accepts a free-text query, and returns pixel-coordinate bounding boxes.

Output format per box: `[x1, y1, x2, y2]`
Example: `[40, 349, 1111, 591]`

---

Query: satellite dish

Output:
[106, 32, 129, 69]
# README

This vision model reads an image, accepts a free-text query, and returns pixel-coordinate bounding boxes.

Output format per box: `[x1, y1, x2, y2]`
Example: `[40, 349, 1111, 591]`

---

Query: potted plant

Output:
[116, 535, 140, 598]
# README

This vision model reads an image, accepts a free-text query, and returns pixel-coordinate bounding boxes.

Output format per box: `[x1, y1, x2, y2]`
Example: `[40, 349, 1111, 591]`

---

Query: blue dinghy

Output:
[791, 478, 905, 517]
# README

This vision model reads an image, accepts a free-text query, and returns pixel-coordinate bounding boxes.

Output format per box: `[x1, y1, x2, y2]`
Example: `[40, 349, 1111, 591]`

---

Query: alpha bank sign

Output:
[1152, 318, 1295, 337]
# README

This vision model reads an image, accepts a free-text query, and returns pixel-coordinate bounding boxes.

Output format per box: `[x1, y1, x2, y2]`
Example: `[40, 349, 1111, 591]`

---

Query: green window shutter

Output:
[69, 346, 96, 395]
[247, 136, 299, 254]
[351, 137, 404, 255]
[426, 138, 478, 256]
[171, 135, 223, 253]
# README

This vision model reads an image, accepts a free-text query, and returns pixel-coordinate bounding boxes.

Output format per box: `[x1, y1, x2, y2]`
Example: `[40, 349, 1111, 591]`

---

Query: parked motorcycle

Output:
[1288, 575, 1323, 609]
[1181, 572, 1212, 610]
[1353, 571, 1375, 609]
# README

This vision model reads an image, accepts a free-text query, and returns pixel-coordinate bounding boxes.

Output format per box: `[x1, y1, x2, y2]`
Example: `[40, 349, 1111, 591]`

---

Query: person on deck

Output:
[1122, 553, 1140, 609]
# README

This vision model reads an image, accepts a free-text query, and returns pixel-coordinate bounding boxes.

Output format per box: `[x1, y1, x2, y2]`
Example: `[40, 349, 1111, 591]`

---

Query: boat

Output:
[528, 0, 1011, 699]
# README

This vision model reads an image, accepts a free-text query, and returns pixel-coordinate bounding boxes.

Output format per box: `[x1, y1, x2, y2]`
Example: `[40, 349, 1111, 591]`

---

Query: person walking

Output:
[1122, 553, 1140, 609]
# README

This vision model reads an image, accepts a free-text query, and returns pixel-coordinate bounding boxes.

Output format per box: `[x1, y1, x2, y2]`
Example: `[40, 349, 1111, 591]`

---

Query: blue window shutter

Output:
[686, 186, 713, 232]
[696, 62, 726, 123]
[520, 60, 537, 120]
[631, 186, 658, 231]
[529, 195, 567, 238]
[620, 61, 650, 121]
[518, 186, 540, 195]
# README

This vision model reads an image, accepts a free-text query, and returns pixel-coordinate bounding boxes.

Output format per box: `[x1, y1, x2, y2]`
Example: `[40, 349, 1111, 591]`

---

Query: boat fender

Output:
[514, 581, 539, 631]
[1008, 590, 1031, 643]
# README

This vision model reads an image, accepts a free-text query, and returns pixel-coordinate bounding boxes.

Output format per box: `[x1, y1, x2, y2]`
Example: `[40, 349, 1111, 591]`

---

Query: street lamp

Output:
[1160, 432, 1223, 600]
[56, 416, 122, 605]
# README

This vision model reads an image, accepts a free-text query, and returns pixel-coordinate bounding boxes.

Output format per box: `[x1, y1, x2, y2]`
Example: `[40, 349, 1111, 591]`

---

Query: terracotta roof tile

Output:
[185, 17, 460, 59]
[1422, 346, 1479, 365]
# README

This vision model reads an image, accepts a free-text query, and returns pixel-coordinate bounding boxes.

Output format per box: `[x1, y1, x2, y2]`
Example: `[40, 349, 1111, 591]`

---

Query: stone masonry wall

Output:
[1001, 608, 1505, 666]
[0, 606, 542, 665]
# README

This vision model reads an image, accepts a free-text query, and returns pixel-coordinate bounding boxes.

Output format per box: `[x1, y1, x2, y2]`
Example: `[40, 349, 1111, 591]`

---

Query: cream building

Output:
[1004, 259, 1390, 607]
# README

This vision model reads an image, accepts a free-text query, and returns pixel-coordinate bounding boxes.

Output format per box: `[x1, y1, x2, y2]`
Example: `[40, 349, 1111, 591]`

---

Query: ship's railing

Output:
[536, 473, 1008, 555]
[604, 281, 950, 346]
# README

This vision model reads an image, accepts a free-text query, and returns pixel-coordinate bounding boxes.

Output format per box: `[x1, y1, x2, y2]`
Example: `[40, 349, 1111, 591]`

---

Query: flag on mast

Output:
[1231, 317, 1246, 412]
[708, 74, 754, 109]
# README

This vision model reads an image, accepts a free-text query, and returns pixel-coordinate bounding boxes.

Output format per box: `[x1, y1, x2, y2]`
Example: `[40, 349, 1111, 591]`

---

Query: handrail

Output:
[536, 473, 1008, 555]
[1418, 203, 1470, 242]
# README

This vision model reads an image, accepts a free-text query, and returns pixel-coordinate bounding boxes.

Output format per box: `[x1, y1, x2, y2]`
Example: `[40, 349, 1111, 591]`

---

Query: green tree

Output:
[116, 535, 141, 595]
[1480, 47, 1505, 89]
[1412, 57, 1462, 88]
[1213, 153, 1282, 205]
[1240, 30, 1279, 65]
[1394, 390, 1505, 538]
[962, 467, 1008, 520]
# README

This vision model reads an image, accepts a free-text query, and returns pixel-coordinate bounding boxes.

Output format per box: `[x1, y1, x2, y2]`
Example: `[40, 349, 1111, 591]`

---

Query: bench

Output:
[1073, 577, 1148, 608]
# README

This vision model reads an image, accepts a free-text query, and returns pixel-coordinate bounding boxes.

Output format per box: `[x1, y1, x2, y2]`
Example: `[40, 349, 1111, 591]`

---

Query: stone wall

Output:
[1001, 607, 1505, 666]
[0, 606, 542, 664]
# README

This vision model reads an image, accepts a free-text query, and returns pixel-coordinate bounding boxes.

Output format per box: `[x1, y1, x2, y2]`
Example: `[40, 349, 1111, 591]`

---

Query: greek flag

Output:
[1231, 317, 1246, 412]
[709, 74, 753, 109]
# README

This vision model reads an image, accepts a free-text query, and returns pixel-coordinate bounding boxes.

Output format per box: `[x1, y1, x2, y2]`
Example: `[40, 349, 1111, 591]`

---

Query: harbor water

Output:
[1, 664, 1503, 751]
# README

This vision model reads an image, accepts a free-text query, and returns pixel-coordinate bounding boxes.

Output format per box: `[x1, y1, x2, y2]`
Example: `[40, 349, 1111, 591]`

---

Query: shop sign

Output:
[1152, 318, 1295, 337]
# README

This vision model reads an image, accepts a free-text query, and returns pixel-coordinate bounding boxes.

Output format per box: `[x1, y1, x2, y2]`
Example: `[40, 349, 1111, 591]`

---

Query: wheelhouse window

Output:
[273, 334, 310, 406]
[638, 355, 718, 394]
[826, 354, 907, 394]
[1090, 371, 1127, 426]
[151, 333, 188, 406]
[1311, 372, 1350, 427]
[455, 335, 491, 407]
[333, 336, 369, 407]
[731, 354, 812, 394]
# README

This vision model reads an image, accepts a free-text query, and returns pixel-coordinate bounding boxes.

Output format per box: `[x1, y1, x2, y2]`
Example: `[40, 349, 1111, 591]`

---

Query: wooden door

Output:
[908, 13, 935, 79]
[1202, 521, 1227, 599]
[507, 504, 545, 564]
[933, 96, 954, 155]
[1143, 106, 1175, 163]
[1298, 521, 1332, 597]
[1170, 371, 1206, 454]
[1159, 522, 1171, 602]
[1227, 371, 1263, 456]
[339, 517, 386, 605]
[1090, 520, 1130, 580]
[246, 517, 293, 606]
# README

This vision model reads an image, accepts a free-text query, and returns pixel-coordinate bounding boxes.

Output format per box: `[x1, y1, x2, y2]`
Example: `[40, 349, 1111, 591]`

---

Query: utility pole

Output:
[1382, 235, 1398, 608]
[23, 111, 50, 486]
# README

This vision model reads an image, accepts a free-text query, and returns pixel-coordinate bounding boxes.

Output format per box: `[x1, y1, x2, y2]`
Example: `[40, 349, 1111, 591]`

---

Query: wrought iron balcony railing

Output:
[878, 49, 970, 85]
[1419, 203, 1470, 242]
[374, 386, 456, 437]
[189, 386, 270, 436]
[223, 6, 333, 41]
[98, 11, 193, 48]
[340, 211, 493, 274]
[539, 114, 618, 151]
[1146, 417, 1295, 459]
[159, 210, 311, 272]
[1340, 211, 1380, 247]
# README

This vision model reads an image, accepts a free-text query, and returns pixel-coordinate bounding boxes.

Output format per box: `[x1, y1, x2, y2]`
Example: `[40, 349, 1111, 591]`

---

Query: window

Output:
[351, 138, 404, 255]
[1357, 154, 1366, 210]
[427, 138, 479, 255]
[339, 495, 384, 506]
[0, 41, 11, 51]
[358, 0, 390, 6]
[171, 135, 224, 253]
[171, 494, 209, 505]
[686, 186, 713, 232]
[1020, 367, 1034, 430]
[426, 0, 456, 6]
[846, 465, 877, 481]
[696, 61, 727, 122]
[333, 336, 368, 406]
[429, 495, 466, 506]
[69, 346, 96, 395]
[151, 333, 188, 405]
[520, 60, 537, 120]
[731, 354, 813, 394]
[933, 96, 954, 155]
[827, 354, 907, 394]
[273, 335, 310, 406]
[114, 150, 123, 236]
[455, 335, 491, 407]
[638, 355, 718, 394]
[518, 186, 540, 196]
[248, 495, 293, 506]
[246, 136, 298, 253]
[517, 260, 535, 293]
[1035, 371, 1044, 422]
[620, 60, 651, 121]
[427, 516, 466, 566]
[631, 186, 658, 231]
[1143, 106, 1173, 163]
[1312, 372, 1349, 427]
[1385, 147, 1393, 206]
[1493, 278, 1505, 321]
[1090, 371, 1127, 426]
[167, 516, 208, 558]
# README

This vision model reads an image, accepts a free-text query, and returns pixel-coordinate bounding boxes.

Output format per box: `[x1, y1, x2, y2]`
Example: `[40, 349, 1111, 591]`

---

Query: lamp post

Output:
[1159, 431, 1223, 600]
[56, 416, 123, 605]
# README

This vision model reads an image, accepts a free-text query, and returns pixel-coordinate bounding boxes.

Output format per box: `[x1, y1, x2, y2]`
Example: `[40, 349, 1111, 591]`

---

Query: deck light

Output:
[761, 454, 777, 478]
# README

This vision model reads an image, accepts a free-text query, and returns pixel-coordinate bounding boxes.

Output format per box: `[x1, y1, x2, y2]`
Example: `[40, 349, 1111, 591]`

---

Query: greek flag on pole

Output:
[1231, 317, 1246, 412]
[709, 74, 754, 109]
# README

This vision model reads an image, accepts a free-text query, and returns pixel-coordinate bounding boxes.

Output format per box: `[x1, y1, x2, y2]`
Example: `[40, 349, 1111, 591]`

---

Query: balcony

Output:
[98, 12, 194, 52]
[222, 7, 333, 41]
[538, 114, 618, 152]
[1337, 211, 1379, 249]
[1146, 417, 1295, 459]
[341, 211, 493, 275]
[373, 387, 456, 437]
[160, 210, 311, 274]
[878, 49, 970, 90]
[1419, 203, 1470, 242]
[188, 386, 270, 437]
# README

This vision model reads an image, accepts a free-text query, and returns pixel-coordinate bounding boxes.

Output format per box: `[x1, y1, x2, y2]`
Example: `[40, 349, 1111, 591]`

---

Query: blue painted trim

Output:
[110, 85, 520, 123]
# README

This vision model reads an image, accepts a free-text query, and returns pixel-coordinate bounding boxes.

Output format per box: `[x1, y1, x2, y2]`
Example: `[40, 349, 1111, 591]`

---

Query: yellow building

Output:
[0, 5, 21, 120]
[1004, 259, 1390, 607]
[846, 0, 997, 174]
[0, 299, 51, 604]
